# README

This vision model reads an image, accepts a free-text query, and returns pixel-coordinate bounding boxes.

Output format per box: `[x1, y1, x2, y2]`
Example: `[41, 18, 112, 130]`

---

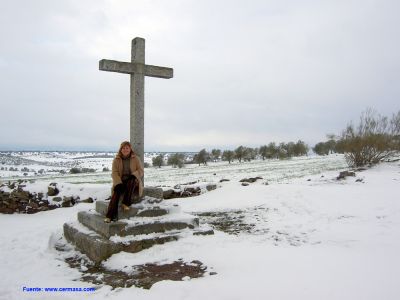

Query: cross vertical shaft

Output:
[130, 38, 145, 168]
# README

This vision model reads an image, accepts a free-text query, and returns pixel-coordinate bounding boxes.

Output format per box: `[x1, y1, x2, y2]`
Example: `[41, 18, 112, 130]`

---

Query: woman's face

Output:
[121, 145, 131, 157]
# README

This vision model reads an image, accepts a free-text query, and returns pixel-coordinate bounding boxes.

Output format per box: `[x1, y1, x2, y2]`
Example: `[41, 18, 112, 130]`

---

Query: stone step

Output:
[95, 200, 168, 219]
[143, 187, 164, 199]
[78, 211, 199, 238]
[64, 221, 179, 263]
[192, 226, 215, 236]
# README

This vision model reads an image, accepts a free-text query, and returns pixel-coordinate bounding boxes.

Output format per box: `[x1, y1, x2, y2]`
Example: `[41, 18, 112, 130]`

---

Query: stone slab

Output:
[144, 187, 164, 199]
[63, 222, 179, 264]
[78, 211, 199, 238]
[193, 229, 215, 236]
[95, 200, 168, 218]
[78, 211, 126, 238]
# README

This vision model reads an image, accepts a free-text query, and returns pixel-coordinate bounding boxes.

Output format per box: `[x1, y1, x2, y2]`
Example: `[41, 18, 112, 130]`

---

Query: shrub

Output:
[70, 168, 81, 174]
[70, 167, 96, 174]
[338, 109, 400, 167]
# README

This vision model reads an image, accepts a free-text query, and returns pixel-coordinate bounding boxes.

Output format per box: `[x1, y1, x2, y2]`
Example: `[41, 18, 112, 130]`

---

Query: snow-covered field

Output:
[0, 153, 399, 300]
[0, 151, 347, 186]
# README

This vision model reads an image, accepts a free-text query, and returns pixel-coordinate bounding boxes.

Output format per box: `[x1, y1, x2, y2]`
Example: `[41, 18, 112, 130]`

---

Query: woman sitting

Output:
[104, 141, 144, 223]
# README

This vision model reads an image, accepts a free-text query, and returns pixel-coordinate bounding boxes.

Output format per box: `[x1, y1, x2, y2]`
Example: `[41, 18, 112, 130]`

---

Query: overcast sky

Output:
[0, 0, 399, 152]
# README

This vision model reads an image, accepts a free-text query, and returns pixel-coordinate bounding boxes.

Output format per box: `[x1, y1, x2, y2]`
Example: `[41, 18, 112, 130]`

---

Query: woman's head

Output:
[118, 141, 133, 158]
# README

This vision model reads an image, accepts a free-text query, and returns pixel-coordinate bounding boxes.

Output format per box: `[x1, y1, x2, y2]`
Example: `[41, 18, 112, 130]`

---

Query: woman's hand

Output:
[114, 183, 124, 194]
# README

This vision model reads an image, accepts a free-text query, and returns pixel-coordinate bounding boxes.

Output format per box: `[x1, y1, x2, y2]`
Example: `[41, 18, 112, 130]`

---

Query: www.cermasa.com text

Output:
[22, 286, 96, 292]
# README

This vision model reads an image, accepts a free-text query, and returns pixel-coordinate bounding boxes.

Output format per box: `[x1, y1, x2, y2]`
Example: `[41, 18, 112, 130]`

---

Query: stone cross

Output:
[99, 37, 173, 168]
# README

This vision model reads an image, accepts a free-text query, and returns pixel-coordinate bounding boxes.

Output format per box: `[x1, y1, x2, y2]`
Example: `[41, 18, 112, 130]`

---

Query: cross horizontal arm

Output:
[99, 59, 142, 74]
[144, 64, 173, 79]
[99, 59, 173, 79]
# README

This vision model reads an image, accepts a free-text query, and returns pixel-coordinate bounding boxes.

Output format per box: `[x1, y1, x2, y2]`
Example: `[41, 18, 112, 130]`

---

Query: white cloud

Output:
[0, 0, 399, 151]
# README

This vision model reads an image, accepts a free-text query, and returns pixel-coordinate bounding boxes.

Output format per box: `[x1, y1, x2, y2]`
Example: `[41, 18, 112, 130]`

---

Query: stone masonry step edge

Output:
[77, 211, 199, 238]
[63, 222, 179, 263]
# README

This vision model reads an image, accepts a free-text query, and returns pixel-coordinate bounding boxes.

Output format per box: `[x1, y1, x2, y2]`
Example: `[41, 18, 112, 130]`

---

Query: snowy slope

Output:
[0, 159, 399, 300]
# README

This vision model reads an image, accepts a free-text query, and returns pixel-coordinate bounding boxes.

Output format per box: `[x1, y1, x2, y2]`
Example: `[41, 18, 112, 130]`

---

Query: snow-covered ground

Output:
[0, 151, 347, 186]
[0, 155, 399, 300]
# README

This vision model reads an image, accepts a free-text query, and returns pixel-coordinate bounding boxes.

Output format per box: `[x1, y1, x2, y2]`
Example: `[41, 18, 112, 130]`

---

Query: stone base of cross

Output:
[99, 37, 173, 171]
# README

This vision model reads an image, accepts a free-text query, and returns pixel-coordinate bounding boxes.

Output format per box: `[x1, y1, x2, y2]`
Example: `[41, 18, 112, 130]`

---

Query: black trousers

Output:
[106, 176, 139, 220]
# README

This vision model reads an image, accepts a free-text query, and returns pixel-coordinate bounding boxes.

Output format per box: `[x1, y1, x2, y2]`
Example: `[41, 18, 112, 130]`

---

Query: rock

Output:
[219, 179, 230, 183]
[181, 191, 192, 197]
[206, 184, 217, 191]
[13, 190, 30, 201]
[193, 229, 214, 236]
[241, 182, 249, 186]
[163, 184, 216, 200]
[53, 197, 62, 202]
[0, 207, 14, 214]
[62, 196, 76, 207]
[182, 181, 198, 185]
[163, 189, 175, 199]
[80, 197, 94, 203]
[0, 184, 57, 214]
[143, 187, 164, 199]
[184, 187, 201, 195]
[240, 177, 263, 183]
[62, 200, 72, 207]
[337, 171, 356, 180]
[29, 202, 39, 209]
[48, 184, 60, 196]
[354, 167, 367, 172]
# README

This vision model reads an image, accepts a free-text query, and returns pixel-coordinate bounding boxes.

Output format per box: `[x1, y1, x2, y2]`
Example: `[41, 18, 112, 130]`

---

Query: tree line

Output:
[152, 140, 309, 168]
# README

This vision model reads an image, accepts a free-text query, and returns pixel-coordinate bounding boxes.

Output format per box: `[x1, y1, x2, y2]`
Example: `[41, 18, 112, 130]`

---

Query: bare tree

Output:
[338, 108, 400, 167]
